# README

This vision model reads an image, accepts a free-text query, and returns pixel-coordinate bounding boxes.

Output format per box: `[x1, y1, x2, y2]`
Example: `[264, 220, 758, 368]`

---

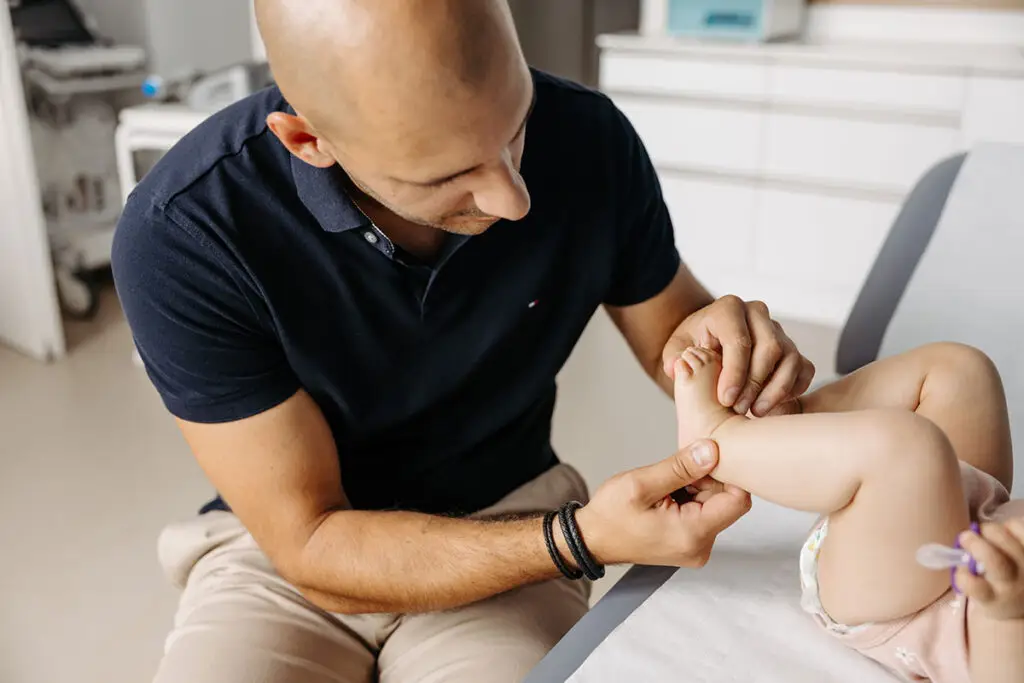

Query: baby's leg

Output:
[801, 343, 1012, 491]
[675, 348, 969, 625]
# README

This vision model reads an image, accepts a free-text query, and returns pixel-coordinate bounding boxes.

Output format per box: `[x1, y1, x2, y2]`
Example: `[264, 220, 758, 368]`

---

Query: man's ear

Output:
[266, 112, 336, 168]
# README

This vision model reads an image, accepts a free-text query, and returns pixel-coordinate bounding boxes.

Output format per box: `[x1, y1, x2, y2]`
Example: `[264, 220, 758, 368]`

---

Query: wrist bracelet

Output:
[544, 510, 583, 580]
[557, 501, 605, 581]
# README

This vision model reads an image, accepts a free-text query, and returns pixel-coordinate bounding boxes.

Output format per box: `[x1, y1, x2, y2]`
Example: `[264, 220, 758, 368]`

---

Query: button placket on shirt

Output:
[362, 226, 395, 258]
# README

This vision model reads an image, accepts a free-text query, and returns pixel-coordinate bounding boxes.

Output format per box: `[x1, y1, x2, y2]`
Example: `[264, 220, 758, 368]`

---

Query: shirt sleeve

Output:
[111, 198, 300, 424]
[602, 105, 682, 308]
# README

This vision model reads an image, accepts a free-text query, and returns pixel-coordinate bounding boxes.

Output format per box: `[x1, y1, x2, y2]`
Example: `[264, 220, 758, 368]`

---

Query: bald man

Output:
[112, 1, 815, 681]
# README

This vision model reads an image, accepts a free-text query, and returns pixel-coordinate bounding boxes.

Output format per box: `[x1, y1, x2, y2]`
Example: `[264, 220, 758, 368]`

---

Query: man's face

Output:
[320, 73, 535, 235]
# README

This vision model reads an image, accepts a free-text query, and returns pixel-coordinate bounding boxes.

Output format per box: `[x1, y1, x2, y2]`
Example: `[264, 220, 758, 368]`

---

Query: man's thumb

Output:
[632, 440, 719, 506]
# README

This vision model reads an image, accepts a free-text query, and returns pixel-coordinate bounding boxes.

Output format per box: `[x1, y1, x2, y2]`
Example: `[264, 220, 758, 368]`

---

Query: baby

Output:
[673, 342, 1024, 683]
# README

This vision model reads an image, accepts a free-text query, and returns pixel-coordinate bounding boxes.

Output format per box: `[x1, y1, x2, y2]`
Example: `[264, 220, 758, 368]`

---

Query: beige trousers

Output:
[153, 463, 591, 683]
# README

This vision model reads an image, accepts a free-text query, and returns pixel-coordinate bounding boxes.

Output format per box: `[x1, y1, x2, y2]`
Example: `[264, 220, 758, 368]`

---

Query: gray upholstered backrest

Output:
[839, 144, 1024, 493]
[836, 153, 966, 375]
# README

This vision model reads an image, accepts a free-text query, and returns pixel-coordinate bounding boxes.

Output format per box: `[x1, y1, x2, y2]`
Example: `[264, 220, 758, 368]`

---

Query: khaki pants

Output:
[153, 464, 591, 683]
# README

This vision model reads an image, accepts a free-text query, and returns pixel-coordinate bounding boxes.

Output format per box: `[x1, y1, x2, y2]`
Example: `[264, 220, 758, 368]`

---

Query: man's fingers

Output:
[709, 296, 752, 407]
[751, 349, 801, 417]
[791, 357, 816, 399]
[733, 302, 783, 416]
[694, 485, 752, 535]
[689, 476, 725, 494]
[629, 440, 719, 506]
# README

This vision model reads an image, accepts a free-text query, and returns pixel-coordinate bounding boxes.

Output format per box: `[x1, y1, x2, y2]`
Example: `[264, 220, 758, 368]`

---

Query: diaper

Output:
[798, 462, 1012, 682]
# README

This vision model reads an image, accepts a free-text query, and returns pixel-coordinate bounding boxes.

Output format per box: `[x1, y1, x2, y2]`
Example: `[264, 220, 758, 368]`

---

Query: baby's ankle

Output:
[707, 411, 748, 440]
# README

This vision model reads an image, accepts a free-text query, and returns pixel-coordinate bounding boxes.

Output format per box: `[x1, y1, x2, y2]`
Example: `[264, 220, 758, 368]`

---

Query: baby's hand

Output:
[956, 519, 1024, 620]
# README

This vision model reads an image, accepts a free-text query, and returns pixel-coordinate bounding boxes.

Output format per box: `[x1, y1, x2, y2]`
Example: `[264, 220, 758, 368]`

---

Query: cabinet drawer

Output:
[754, 189, 898, 288]
[768, 65, 966, 115]
[763, 113, 960, 191]
[963, 77, 1024, 146]
[600, 52, 768, 100]
[661, 176, 758, 276]
[614, 96, 762, 173]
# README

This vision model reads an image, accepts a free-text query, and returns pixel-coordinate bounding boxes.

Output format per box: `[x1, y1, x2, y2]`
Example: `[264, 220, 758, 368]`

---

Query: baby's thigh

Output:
[817, 431, 970, 625]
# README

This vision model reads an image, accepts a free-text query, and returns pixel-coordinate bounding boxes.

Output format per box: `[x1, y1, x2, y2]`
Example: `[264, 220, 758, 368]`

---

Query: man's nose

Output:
[472, 152, 531, 222]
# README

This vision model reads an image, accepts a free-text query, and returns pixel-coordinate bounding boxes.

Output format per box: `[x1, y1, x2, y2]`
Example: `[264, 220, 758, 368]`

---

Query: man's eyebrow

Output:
[407, 86, 537, 188]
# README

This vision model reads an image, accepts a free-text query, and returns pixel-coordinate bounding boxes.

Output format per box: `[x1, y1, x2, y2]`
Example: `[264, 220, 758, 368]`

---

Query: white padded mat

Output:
[878, 143, 1024, 494]
[567, 502, 900, 682]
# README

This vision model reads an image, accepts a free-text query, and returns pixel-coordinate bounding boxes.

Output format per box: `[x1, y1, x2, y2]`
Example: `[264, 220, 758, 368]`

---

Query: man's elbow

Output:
[273, 542, 391, 615]
[276, 559, 383, 615]
[293, 582, 380, 615]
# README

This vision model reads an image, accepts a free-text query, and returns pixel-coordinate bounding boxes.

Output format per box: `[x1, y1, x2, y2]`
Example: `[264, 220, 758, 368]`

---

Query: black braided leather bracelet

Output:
[557, 500, 605, 581]
[543, 510, 583, 580]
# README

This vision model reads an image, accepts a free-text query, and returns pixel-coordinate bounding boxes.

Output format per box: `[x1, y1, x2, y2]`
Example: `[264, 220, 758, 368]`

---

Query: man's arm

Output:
[605, 263, 713, 397]
[180, 389, 566, 614]
[607, 266, 815, 416]
[179, 389, 737, 615]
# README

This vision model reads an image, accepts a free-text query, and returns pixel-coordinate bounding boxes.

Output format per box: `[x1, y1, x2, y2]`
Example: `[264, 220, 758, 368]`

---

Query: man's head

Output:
[256, 0, 534, 234]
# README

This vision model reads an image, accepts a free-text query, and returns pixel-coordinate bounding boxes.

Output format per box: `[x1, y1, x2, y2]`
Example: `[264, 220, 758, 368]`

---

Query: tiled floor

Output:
[0, 286, 839, 683]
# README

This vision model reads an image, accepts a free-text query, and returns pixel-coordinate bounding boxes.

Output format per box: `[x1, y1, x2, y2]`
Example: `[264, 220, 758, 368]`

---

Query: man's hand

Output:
[577, 439, 751, 568]
[661, 296, 815, 417]
[957, 519, 1024, 620]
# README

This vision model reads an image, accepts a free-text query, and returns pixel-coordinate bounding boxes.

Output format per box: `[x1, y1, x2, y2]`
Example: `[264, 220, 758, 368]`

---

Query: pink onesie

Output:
[799, 462, 1022, 682]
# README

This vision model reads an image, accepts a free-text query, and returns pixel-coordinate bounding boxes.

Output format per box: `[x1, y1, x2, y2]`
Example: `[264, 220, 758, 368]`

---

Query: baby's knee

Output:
[861, 410, 958, 480]
[921, 342, 1001, 388]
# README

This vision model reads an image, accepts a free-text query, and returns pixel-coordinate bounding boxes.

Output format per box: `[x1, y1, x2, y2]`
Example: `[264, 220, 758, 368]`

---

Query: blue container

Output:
[667, 0, 767, 40]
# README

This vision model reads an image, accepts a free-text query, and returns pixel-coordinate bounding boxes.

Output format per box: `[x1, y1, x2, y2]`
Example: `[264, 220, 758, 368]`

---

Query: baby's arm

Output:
[957, 520, 1024, 683]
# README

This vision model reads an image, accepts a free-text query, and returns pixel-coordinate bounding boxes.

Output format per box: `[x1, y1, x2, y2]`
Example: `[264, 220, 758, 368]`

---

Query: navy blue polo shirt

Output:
[112, 70, 680, 515]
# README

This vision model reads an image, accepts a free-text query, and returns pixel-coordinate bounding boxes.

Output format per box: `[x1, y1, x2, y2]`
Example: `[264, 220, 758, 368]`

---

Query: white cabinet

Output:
[767, 65, 966, 115]
[662, 176, 758, 272]
[761, 113, 959, 192]
[601, 53, 768, 100]
[963, 77, 1024, 146]
[615, 97, 762, 173]
[599, 34, 1024, 326]
[753, 190, 897, 288]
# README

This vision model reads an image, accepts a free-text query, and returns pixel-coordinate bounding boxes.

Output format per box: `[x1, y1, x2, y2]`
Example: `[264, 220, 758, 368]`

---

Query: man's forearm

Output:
[285, 508, 581, 614]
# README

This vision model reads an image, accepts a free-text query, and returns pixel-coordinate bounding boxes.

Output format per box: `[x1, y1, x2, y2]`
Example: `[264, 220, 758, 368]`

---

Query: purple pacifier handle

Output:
[952, 522, 981, 593]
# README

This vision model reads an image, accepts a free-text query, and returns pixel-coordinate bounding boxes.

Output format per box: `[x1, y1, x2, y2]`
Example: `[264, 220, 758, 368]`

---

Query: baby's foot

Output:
[674, 347, 741, 448]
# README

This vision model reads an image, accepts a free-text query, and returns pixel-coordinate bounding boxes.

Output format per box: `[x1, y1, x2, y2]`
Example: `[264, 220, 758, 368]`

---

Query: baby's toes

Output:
[690, 347, 715, 364]
[674, 356, 694, 379]
[683, 347, 706, 369]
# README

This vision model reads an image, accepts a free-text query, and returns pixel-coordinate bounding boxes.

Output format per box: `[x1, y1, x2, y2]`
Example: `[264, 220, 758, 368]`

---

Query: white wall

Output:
[144, 0, 254, 77]
[0, 7, 64, 360]
[76, 0, 256, 76]
[73, 0, 146, 46]
[250, 1, 266, 62]
[805, 4, 1024, 45]
[641, 1, 1024, 44]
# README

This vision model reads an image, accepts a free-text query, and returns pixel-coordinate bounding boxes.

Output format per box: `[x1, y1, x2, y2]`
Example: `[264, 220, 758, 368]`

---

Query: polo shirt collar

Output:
[291, 154, 369, 233]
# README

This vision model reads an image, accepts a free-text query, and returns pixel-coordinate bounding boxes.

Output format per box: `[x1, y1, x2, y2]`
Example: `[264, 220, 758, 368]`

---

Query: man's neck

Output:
[347, 186, 447, 263]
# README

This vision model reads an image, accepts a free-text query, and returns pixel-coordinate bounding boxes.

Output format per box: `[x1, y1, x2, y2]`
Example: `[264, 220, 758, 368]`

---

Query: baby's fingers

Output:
[981, 523, 1024, 580]
[954, 565, 994, 601]
[999, 518, 1024, 562]
[960, 527, 1018, 583]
